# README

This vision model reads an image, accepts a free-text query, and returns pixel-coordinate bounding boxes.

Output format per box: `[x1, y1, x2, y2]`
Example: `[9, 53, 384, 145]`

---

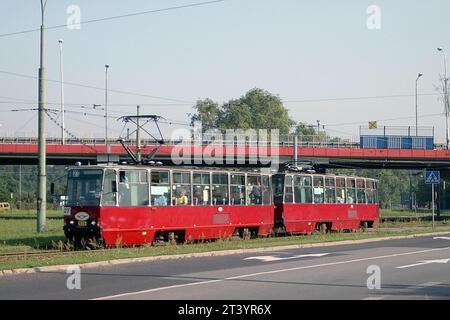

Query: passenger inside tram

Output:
[176, 188, 189, 205]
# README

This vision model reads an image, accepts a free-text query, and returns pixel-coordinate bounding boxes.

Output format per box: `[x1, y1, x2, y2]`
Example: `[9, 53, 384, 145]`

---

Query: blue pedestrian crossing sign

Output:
[425, 170, 440, 184]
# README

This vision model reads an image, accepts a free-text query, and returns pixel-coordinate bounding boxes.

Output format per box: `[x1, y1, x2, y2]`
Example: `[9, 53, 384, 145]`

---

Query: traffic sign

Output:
[368, 121, 377, 129]
[425, 170, 440, 184]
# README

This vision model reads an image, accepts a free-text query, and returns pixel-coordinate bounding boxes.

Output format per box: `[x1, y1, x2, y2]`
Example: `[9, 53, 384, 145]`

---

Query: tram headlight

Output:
[69, 220, 75, 225]
[91, 221, 96, 226]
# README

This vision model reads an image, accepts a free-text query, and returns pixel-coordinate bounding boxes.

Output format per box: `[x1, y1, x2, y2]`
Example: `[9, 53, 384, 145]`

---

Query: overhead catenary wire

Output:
[0, 70, 193, 104]
[0, 0, 228, 38]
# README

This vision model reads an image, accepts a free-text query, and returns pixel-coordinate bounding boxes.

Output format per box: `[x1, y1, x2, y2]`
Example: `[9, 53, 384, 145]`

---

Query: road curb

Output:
[1, 230, 450, 277]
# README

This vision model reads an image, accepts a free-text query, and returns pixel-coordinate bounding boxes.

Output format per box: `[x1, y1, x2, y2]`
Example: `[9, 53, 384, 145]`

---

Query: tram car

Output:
[63, 164, 379, 246]
[63, 165, 274, 245]
[272, 171, 379, 234]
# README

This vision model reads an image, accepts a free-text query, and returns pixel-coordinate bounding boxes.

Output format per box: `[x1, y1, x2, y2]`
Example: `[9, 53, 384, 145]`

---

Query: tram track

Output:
[0, 249, 110, 261]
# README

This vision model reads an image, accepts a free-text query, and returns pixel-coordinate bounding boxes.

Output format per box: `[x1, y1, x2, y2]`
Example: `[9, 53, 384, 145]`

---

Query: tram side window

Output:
[172, 172, 191, 206]
[230, 174, 245, 205]
[356, 179, 366, 204]
[101, 169, 117, 206]
[325, 177, 336, 204]
[212, 173, 228, 205]
[366, 180, 376, 204]
[247, 175, 262, 205]
[294, 175, 312, 204]
[151, 171, 170, 206]
[336, 177, 346, 204]
[313, 176, 325, 204]
[193, 173, 210, 206]
[119, 170, 149, 207]
[346, 178, 356, 204]
[262, 175, 271, 205]
[284, 176, 294, 203]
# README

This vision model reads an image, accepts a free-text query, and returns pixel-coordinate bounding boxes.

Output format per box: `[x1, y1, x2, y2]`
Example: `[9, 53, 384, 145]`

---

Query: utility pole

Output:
[104, 64, 109, 144]
[317, 120, 320, 135]
[136, 105, 141, 163]
[437, 48, 449, 149]
[37, 0, 48, 232]
[58, 39, 65, 144]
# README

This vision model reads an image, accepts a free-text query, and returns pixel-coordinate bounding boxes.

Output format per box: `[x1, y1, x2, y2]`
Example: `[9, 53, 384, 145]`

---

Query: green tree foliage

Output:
[189, 98, 220, 131]
[190, 88, 295, 134]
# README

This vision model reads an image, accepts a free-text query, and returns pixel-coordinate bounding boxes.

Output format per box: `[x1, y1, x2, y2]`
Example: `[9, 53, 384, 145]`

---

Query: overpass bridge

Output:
[1, 136, 450, 171]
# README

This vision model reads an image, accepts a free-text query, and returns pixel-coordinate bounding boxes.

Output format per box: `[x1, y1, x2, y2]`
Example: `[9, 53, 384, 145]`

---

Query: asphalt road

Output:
[1, 234, 450, 300]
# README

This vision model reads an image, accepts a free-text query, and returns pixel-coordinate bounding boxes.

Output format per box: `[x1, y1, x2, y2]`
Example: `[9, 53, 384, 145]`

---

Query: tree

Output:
[189, 98, 220, 132]
[189, 88, 295, 134]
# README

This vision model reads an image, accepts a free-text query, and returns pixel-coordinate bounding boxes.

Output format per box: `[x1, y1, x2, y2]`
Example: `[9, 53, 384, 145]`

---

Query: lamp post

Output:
[415, 73, 423, 136]
[437, 47, 449, 149]
[104, 64, 109, 143]
[58, 39, 65, 144]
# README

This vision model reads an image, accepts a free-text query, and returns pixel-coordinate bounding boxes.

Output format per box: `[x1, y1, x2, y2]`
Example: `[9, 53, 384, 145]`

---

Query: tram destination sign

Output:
[425, 170, 440, 185]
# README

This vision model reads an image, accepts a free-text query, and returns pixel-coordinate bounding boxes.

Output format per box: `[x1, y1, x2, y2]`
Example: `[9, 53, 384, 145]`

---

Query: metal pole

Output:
[432, 183, 435, 230]
[18, 165, 22, 210]
[438, 48, 449, 149]
[104, 64, 109, 144]
[58, 39, 65, 144]
[415, 74, 422, 136]
[293, 135, 298, 162]
[37, 0, 47, 232]
[136, 105, 141, 163]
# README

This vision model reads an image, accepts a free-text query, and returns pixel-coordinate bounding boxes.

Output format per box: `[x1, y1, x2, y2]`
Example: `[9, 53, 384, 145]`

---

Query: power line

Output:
[0, 70, 194, 103]
[0, 0, 227, 38]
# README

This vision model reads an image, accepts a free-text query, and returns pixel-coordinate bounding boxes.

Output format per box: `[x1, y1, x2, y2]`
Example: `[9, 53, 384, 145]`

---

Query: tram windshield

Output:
[66, 169, 103, 206]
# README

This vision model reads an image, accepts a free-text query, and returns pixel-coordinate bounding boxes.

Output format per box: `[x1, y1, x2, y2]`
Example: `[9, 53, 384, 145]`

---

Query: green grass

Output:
[0, 227, 447, 271]
[0, 209, 63, 220]
[0, 218, 65, 253]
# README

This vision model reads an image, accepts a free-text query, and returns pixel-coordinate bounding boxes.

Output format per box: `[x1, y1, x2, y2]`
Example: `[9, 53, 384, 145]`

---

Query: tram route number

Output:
[178, 304, 272, 318]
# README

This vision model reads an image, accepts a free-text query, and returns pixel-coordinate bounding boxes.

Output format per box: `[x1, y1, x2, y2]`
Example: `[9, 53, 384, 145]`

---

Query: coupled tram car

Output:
[63, 164, 379, 246]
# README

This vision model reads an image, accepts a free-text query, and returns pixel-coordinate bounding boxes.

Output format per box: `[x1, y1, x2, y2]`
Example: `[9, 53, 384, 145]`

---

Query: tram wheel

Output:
[320, 223, 327, 234]
[242, 228, 251, 240]
[168, 232, 176, 245]
[361, 222, 369, 232]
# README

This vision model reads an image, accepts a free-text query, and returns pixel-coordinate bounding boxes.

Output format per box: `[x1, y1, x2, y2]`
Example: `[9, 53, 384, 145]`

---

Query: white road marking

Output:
[93, 246, 450, 300]
[434, 237, 450, 240]
[244, 253, 329, 262]
[396, 259, 450, 269]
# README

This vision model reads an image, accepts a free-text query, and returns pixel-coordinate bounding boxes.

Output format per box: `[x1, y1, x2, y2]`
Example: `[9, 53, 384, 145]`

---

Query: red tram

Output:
[63, 164, 379, 246]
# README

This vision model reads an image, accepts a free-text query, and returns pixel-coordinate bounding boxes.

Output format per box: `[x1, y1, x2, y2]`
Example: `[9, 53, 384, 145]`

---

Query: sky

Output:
[0, 0, 449, 142]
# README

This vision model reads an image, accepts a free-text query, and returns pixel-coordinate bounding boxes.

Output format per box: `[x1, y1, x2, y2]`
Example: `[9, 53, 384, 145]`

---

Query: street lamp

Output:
[104, 64, 109, 143]
[58, 39, 65, 144]
[415, 73, 423, 136]
[437, 47, 449, 149]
